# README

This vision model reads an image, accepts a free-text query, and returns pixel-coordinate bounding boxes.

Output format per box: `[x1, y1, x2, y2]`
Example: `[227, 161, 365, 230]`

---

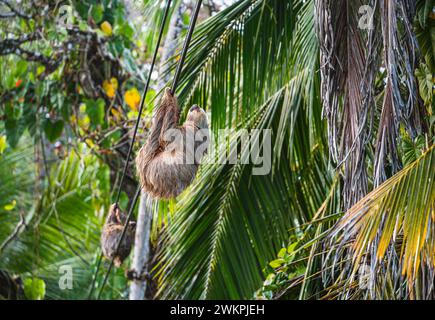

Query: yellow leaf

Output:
[287, 242, 298, 254]
[0, 135, 7, 154]
[124, 87, 141, 111]
[127, 110, 138, 120]
[110, 77, 118, 90]
[37, 66, 45, 76]
[100, 21, 113, 36]
[277, 248, 287, 258]
[103, 79, 116, 98]
[4, 200, 16, 211]
[69, 114, 77, 124]
[79, 103, 86, 113]
[85, 138, 96, 149]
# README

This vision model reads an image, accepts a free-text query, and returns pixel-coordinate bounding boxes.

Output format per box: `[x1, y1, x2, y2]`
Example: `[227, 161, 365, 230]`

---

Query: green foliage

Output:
[401, 135, 426, 166]
[257, 241, 305, 300]
[24, 277, 46, 300]
[85, 99, 106, 128]
[0, 0, 145, 153]
[42, 119, 64, 143]
[0, 140, 128, 299]
[156, 0, 329, 300]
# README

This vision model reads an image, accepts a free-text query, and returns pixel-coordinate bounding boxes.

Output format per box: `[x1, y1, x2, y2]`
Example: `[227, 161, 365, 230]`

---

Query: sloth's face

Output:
[187, 105, 208, 129]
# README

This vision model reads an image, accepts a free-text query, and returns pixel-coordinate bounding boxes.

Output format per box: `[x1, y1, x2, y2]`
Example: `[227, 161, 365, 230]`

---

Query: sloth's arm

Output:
[139, 89, 179, 164]
[159, 97, 180, 144]
[141, 101, 168, 160]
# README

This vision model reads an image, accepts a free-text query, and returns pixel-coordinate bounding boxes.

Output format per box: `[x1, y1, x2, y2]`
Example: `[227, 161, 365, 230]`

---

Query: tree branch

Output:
[0, 213, 27, 255]
[0, 0, 33, 19]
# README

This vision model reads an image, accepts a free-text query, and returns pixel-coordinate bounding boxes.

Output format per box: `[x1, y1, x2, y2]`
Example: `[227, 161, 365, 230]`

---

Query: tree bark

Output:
[129, 193, 152, 300]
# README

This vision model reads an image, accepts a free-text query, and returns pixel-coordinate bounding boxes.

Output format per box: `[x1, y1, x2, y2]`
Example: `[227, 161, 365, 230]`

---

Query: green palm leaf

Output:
[156, 79, 330, 298]
[153, 0, 327, 299]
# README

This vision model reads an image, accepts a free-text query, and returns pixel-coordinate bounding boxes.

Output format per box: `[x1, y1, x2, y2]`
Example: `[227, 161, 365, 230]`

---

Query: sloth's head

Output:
[186, 105, 208, 129]
[127, 220, 137, 232]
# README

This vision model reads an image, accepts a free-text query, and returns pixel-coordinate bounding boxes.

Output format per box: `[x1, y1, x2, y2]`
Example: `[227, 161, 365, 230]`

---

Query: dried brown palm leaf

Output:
[374, 0, 426, 186]
[315, 0, 371, 209]
[316, 0, 427, 208]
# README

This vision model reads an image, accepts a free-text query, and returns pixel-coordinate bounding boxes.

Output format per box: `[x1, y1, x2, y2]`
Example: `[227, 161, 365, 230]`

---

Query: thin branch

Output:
[0, 32, 41, 53]
[0, 213, 27, 254]
[0, 0, 33, 19]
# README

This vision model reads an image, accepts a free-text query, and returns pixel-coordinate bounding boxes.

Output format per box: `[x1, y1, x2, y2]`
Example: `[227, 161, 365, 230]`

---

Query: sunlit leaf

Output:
[24, 277, 46, 300]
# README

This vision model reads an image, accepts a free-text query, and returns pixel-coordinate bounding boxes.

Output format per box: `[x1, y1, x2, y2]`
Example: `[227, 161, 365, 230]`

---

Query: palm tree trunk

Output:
[129, 193, 152, 300]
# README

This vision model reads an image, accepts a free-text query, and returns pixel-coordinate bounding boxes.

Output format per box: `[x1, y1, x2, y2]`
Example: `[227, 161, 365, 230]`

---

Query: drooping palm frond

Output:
[323, 144, 435, 299]
[373, 0, 426, 187]
[154, 0, 329, 299]
[316, 0, 428, 209]
[156, 80, 331, 299]
[315, 0, 370, 209]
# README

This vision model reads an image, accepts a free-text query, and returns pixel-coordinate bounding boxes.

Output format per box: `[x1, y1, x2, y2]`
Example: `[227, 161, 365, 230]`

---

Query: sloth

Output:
[101, 204, 136, 267]
[136, 88, 209, 199]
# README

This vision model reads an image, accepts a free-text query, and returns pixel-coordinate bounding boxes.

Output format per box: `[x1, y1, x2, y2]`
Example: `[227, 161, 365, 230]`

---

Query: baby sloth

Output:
[101, 204, 136, 267]
[136, 88, 209, 199]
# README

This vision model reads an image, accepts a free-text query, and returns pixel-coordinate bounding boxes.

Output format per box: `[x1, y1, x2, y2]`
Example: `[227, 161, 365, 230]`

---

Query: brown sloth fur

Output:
[101, 204, 136, 267]
[136, 88, 209, 199]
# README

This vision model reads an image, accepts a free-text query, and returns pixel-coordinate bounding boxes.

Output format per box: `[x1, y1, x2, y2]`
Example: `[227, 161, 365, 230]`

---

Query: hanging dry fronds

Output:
[374, 0, 425, 186]
[315, 0, 370, 209]
[316, 0, 427, 207]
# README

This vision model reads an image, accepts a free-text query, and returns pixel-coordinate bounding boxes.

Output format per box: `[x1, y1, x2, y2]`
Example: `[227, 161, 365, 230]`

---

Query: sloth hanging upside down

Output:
[136, 88, 209, 199]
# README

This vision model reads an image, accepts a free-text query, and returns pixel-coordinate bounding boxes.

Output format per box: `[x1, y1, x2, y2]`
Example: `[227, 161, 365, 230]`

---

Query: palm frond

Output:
[373, 0, 425, 187]
[323, 144, 435, 299]
[316, 0, 427, 209]
[153, 0, 328, 299]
